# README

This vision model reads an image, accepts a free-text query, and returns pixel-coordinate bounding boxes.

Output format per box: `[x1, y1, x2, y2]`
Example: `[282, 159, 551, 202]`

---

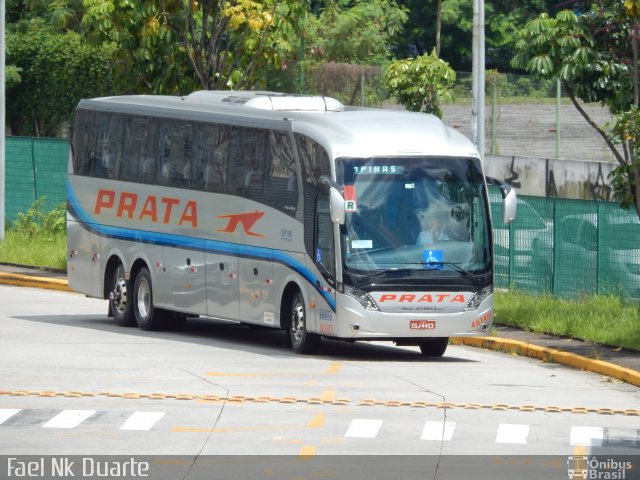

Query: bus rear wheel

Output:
[109, 264, 135, 326]
[133, 267, 166, 331]
[289, 291, 320, 354]
[419, 337, 449, 357]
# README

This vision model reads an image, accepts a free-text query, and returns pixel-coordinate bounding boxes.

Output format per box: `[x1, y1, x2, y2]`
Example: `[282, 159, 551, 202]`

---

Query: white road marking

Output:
[495, 424, 530, 444]
[119, 412, 166, 431]
[0, 409, 21, 424]
[42, 410, 96, 429]
[344, 419, 383, 439]
[570, 426, 604, 447]
[420, 421, 456, 441]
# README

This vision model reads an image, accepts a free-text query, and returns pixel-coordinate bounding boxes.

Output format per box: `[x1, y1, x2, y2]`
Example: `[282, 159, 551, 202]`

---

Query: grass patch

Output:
[0, 198, 67, 270]
[0, 229, 66, 270]
[495, 290, 640, 351]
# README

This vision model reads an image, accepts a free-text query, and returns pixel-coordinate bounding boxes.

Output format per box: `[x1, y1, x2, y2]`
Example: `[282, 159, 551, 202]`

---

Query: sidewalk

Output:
[1, 263, 639, 387]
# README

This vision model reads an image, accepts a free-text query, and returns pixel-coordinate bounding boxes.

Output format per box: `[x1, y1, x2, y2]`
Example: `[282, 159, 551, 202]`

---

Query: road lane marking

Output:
[495, 424, 530, 444]
[307, 413, 325, 429]
[344, 419, 383, 439]
[0, 390, 636, 416]
[0, 409, 21, 424]
[420, 421, 456, 441]
[570, 426, 604, 446]
[42, 410, 95, 429]
[298, 445, 317, 457]
[206, 362, 343, 378]
[119, 412, 165, 431]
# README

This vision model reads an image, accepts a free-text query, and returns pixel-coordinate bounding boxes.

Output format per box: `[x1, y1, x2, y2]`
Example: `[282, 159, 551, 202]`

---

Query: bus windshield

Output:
[336, 156, 491, 277]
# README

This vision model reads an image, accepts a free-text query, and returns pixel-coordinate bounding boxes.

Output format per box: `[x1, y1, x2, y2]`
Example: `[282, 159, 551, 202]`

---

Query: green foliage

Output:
[308, 0, 408, 65]
[512, 5, 640, 216]
[6, 24, 114, 136]
[609, 108, 640, 211]
[13, 198, 66, 238]
[382, 51, 456, 117]
[82, 0, 302, 93]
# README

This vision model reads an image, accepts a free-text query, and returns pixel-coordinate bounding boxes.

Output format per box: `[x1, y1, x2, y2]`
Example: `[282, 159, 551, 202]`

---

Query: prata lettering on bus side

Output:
[94, 189, 198, 228]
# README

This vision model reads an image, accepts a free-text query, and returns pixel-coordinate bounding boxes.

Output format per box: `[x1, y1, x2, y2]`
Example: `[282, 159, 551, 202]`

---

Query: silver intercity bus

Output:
[67, 91, 516, 356]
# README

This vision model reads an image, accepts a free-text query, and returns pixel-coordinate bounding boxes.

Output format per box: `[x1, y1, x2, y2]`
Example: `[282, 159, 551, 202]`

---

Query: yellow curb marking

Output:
[0, 273, 71, 292]
[454, 336, 640, 388]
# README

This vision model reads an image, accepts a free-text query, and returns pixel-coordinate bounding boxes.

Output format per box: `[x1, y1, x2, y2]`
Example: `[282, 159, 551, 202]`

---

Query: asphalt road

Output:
[0, 285, 638, 479]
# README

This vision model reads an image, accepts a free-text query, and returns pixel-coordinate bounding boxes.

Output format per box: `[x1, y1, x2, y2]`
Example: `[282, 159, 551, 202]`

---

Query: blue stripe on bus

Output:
[67, 181, 337, 311]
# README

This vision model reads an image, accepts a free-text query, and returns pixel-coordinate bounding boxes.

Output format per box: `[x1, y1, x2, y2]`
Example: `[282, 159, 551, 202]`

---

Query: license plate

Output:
[410, 320, 436, 330]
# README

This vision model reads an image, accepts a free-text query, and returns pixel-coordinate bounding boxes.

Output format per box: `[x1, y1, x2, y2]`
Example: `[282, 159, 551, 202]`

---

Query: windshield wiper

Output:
[353, 262, 476, 281]
[423, 261, 476, 280]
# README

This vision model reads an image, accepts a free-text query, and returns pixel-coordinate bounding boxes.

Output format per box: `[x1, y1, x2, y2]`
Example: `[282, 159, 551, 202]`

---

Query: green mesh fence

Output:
[490, 187, 640, 301]
[4, 137, 69, 222]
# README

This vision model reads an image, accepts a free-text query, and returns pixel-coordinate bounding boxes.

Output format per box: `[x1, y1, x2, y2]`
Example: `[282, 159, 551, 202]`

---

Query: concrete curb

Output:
[454, 337, 640, 388]
[0, 272, 638, 388]
[0, 272, 71, 292]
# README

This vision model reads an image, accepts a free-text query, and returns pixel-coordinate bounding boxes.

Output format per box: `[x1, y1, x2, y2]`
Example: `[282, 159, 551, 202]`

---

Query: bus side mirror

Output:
[329, 187, 346, 225]
[486, 176, 517, 224]
[502, 188, 517, 224]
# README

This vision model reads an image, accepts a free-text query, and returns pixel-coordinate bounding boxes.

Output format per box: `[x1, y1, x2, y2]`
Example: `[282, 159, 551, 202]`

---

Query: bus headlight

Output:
[344, 286, 380, 311]
[465, 286, 493, 311]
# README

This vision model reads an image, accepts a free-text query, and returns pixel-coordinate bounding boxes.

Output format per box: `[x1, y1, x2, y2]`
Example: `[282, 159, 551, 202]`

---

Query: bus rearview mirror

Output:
[329, 188, 346, 225]
[502, 188, 517, 224]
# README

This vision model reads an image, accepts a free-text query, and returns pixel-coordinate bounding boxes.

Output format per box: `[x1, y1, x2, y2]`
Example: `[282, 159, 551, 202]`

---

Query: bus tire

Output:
[133, 267, 165, 331]
[419, 337, 449, 357]
[289, 291, 320, 354]
[109, 263, 135, 327]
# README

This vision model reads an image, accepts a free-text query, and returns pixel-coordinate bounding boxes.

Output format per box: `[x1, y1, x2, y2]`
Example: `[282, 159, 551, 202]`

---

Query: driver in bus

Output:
[416, 208, 450, 244]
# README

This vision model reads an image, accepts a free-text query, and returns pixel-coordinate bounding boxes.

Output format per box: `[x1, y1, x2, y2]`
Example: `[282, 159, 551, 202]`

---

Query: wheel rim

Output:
[137, 277, 151, 320]
[112, 272, 127, 315]
[290, 298, 305, 345]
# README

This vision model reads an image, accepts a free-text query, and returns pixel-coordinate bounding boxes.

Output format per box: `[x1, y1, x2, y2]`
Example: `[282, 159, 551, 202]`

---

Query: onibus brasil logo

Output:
[567, 456, 634, 479]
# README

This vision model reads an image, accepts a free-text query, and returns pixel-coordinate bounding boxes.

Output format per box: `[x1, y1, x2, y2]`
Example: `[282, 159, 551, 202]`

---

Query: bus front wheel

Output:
[109, 264, 135, 327]
[419, 337, 449, 357]
[289, 291, 320, 354]
[133, 267, 165, 331]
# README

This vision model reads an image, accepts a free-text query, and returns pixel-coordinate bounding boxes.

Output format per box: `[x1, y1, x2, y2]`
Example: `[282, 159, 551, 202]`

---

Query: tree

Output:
[512, 6, 640, 216]
[285, 0, 407, 104]
[307, 0, 407, 64]
[394, 0, 562, 71]
[82, 0, 304, 93]
[7, 24, 114, 136]
[382, 50, 456, 117]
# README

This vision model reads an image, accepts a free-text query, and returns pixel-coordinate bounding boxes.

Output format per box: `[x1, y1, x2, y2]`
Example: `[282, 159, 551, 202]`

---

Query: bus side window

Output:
[315, 195, 335, 279]
[297, 133, 331, 260]
[266, 131, 298, 216]
[105, 114, 125, 181]
[204, 125, 229, 192]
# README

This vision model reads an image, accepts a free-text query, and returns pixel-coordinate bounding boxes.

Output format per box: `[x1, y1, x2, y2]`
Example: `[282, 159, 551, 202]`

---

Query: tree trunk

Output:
[435, 0, 442, 57]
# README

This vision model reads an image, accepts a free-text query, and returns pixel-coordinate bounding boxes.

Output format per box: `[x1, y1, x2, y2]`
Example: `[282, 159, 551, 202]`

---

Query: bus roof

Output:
[78, 91, 479, 160]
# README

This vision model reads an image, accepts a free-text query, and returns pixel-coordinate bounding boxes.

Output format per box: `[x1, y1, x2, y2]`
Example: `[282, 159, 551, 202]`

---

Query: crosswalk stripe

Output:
[420, 421, 456, 441]
[344, 419, 383, 439]
[495, 424, 529, 444]
[119, 412, 165, 431]
[42, 410, 96, 429]
[0, 409, 21, 425]
[570, 426, 604, 447]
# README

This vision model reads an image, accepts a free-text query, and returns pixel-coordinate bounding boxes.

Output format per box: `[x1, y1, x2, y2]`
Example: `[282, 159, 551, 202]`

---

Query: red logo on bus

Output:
[217, 211, 265, 237]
